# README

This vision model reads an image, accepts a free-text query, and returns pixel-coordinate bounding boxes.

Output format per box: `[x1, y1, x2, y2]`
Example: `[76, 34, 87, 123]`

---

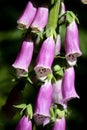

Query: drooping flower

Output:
[52, 79, 67, 109]
[12, 40, 34, 77]
[65, 20, 82, 66]
[17, 1, 37, 29]
[31, 7, 48, 31]
[62, 67, 79, 103]
[34, 80, 53, 125]
[55, 34, 61, 56]
[34, 36, 55, 80]
[52, 118, 66, 130]
[15, 115, 32, 130]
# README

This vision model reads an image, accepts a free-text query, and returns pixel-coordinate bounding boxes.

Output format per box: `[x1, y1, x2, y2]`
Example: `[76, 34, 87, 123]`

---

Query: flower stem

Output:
[46, 0, 61, 38]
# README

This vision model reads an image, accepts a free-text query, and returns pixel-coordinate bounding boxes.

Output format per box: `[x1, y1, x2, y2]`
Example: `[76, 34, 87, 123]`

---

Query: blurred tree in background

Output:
[0, 0, 87, 130]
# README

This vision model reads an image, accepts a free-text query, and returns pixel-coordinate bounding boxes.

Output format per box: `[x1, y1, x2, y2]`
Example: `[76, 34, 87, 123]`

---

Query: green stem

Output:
[46, 0, 61, 38]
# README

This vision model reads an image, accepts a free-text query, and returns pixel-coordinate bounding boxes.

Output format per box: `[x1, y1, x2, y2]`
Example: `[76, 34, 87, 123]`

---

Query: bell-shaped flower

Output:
[17, 1, 37, 29]
[52, 118, 66, 130]
[52, 79, 67, 109]
[55, 34, 61, 56]
[62, 67, 79, 103]
[34, 80, 53, 125]
[12, 40, 34, 77]
[31, 7, 48, 31]
[15, 115, 32, 130]
[34, 36, 55, 80]
[65, 20, 82, 66]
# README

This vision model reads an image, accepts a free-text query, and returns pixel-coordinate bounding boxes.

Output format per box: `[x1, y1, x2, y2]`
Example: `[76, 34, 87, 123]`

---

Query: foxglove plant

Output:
[12, 40, 34, 77]
[52, 118, 66, 130]
[9, 0, 83, 130]
[31, 7, 49, 31]
[34, 36, 55, 80]
[62, 66, 79, 103]
[15, 115, 32, 130]
[34, 80, 53, 126]
[65, 20, 82, 66]
[17, 1, 37, 29]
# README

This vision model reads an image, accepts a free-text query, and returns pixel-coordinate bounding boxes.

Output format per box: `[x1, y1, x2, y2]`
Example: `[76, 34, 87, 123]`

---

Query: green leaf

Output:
[26, 104, 33, 119]
[13, 104, 27, 109]
[27, 77, 33, 84]
[53, 65, 61, 71]
[33, 124, 37, 130]
[45, 27, 56, 39]
[55, 69, 63, 76]
[66, 11, 79, 24]
[53, 65, 64, 76]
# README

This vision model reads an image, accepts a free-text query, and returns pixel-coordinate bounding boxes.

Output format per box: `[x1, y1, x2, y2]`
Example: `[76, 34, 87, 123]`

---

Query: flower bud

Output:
[15, 115, 32, 130]
[55, 34, 61, 56]
[59, 2, 66, 23]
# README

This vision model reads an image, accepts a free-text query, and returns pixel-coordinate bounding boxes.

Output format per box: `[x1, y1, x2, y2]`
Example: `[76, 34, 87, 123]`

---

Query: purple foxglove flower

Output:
[34, 36, 55, 80]
[12, 40, 34, 74]
[65, 20, 82, 66]
[62, 67, 79, 103]
[15, 115, 32, 130]
[55, 34, 61, 56]
[31, 7, 48, 31]
[52, 118, 66, 130]
[52, 79, 67, 109]
[17, 1, 37, 29]
[34, 80, 53, 125]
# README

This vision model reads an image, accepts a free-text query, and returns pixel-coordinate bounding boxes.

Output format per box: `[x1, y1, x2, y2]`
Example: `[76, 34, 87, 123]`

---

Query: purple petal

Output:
[12, 40, 34, 72]
[52, 79, 67, 109]
[34, 36, 55, 79]
[52, 118, 66, 130]
[15, 115, 32, 130]
[62, 67, 79, 103]
[31, 7, 48, 31]
[34, 80, 53, 125]
[17, 1, 37, 29]
[65, 20, 82, 66]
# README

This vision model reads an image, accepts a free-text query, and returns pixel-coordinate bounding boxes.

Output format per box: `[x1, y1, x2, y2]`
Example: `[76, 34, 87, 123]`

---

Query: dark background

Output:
[0, 0, 87, 129]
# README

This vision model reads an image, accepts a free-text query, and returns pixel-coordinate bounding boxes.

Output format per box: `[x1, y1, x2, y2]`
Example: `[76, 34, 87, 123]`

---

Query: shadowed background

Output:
[0, 0, 87, 129]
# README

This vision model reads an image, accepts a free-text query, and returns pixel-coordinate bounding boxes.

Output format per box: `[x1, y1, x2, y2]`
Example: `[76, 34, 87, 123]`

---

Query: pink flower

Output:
[52, 118, 66, 130]
[17, 1, 37, 29]
[31, 7, 48, 31]
[15, 115, 32, 130]
[52, 79, 67, 109]
[65, 20, 82, 66]
[12, 40, 34, 75]
[34, 36, 55, 80]
[34, 80, 53, 125]
[62, 67, 79, 103]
